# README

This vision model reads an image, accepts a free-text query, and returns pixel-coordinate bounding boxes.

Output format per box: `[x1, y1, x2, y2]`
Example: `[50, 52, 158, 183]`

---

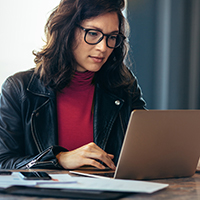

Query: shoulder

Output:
[1, 68, 35, 100]
[3, 68, 34, 88]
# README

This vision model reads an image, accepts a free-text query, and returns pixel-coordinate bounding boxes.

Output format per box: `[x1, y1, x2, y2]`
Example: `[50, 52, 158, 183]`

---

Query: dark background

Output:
[127, 0, 200, 109]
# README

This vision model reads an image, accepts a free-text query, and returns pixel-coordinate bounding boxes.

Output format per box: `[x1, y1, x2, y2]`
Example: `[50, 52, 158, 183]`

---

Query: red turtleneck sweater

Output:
[57, 71, 95, 151]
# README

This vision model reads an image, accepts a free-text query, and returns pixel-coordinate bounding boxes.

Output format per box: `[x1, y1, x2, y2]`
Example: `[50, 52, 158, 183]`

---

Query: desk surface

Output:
[1, 170, 200, 200]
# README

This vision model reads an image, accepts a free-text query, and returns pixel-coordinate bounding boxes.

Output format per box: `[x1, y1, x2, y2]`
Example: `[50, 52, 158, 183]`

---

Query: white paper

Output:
[0, 172, 36, 188]
[38, 176, 168, 194]
[0, 172, 76, 188]
[0, 172, 168, 193]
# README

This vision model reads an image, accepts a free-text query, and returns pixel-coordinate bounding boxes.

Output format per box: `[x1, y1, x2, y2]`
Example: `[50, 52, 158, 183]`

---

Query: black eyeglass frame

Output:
[77, 25, 126, 49]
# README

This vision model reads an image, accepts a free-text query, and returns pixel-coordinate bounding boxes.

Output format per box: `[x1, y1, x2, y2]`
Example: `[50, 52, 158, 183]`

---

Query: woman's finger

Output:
[56, 142, 116, 170]
[79, 143, 116, 169]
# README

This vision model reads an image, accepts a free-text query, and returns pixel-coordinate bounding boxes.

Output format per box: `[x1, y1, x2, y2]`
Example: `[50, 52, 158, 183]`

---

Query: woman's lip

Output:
[90, 56, 104, 63]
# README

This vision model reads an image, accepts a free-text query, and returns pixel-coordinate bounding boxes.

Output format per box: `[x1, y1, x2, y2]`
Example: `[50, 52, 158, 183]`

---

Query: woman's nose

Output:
[95, 37, 107, 52]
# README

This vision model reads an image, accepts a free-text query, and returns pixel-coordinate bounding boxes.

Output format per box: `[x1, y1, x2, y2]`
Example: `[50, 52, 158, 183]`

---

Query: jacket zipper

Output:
[30, 99, 50, 153]
[25, 147, 52, 169]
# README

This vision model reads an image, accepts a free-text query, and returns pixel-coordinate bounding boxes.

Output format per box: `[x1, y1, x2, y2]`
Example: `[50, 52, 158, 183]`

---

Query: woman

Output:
[0, 0, 146, 170]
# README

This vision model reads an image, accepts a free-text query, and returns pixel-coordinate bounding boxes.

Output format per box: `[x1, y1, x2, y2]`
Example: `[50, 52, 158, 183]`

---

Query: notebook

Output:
[71, 110, 200, 180]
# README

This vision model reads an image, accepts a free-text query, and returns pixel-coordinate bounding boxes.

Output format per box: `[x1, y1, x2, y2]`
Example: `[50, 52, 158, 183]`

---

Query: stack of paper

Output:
[40, 174, 169, 194]
[0, 172, 168, 194]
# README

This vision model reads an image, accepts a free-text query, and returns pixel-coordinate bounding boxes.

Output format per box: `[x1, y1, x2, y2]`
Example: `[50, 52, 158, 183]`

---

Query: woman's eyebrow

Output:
[84, 25, 119, 34]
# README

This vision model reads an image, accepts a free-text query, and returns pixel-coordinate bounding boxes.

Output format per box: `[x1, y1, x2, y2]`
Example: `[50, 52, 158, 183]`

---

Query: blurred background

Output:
[0, 0, 199, 109]
[0, 0, 60, 89]
[127, 0, 200, 109]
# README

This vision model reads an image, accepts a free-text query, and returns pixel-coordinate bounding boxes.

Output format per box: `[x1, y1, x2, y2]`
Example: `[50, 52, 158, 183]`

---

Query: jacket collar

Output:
[27, 73, 55, 98]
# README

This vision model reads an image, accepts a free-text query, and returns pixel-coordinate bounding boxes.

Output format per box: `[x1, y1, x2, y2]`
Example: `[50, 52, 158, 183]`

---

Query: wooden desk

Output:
[1, 170, 200, 199]
[123, 172, 200, 200]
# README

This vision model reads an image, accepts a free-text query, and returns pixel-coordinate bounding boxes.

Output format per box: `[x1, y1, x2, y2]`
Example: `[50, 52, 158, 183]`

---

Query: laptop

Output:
[71, 110, 200, 180]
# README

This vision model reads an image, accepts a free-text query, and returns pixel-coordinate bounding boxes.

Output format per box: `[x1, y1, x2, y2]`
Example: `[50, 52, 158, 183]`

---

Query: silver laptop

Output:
[71, 110, 200, 180]
[114, 110, 200, 180]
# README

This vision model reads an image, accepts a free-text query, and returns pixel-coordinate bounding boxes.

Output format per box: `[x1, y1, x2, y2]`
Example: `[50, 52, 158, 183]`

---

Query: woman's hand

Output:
[56, 142, 116, 170]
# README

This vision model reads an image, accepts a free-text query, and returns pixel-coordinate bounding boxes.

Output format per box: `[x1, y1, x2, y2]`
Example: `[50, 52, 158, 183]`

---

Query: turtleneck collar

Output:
[69, 70, 95, 91]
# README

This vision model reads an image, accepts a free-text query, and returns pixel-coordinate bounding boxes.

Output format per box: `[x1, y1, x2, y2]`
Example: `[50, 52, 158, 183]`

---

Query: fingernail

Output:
[111, 163, 115, 169]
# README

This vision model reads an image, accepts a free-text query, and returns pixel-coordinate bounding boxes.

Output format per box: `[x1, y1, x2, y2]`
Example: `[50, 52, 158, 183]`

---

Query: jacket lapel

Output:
[93, 84, 124, 150]
[27, 74, 55, 98]
[27, 74, 58, 152]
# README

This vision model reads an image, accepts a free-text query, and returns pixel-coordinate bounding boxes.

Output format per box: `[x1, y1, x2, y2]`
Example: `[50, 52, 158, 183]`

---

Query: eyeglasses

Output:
[77, 25, 125, 49]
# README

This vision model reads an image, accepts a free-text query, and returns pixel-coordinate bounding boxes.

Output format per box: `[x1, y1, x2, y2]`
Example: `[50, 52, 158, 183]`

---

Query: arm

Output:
[0, 77, 29, 168]
[0, 77, 63, 169]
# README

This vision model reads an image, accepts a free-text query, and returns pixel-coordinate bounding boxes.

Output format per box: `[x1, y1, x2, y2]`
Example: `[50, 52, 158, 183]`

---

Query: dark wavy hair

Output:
[33, 0, 134, 92]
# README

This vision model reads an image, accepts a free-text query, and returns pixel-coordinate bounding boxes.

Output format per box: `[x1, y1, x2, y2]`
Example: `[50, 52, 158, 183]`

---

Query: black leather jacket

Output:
[0, 69, 146, 169]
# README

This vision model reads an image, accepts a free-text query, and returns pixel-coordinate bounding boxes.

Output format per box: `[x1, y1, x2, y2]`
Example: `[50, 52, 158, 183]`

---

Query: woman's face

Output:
[73, 12, 119, 72]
